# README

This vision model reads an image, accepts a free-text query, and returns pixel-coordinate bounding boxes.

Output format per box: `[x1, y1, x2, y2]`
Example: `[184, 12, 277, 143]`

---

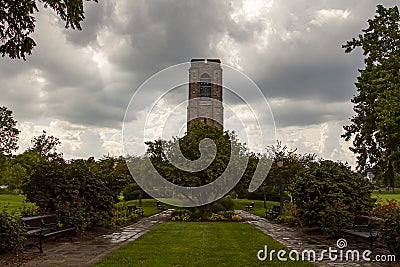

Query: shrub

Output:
[210, 202, 225, 213]
[275, 201, 302, 226]
[23, 158, 129, 230]
[291, 160, 373, 233]
[209, 213, 227, 221]
[210, 197, 235, 213]
[122, 183, 137, 201]
[171, 209, 192, 221]
[122, 183, 150, 201]
[18, 203, 39, 217]
[209, 211, 242, 221]
[371, 199, 400, 258]
[0, 210, 26, 252]
[112, 202, 140, 227]
[218, 197, 235, 211]
[319, 198, 354, 235]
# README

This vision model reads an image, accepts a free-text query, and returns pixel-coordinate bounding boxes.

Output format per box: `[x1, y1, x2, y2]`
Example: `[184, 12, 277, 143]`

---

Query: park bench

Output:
[265, 205, 281, 218]
[21, 214, 75, 253]
[338, 215, 381, 251]
[127, 204, 144, 216]
[156, 201, 166, 210]
[245, 202, 255, 211]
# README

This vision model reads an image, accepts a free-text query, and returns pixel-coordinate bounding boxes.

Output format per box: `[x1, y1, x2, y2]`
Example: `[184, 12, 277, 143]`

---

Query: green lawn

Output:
[93, 222, 314, 267]
[117, 199, 171, 217]
[0, 194, 35, 212]
[232, 199, 279, 217]
[372, 189, 400, 204]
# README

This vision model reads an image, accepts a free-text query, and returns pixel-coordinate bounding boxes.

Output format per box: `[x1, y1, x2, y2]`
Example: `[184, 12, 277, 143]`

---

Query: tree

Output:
[144, 121, 252, 212]
[0, 161, 26, 192]
[256, 141, 315, 208]
[0, 106, 20, 156]
[28, 130, 62, 159]
[342, 5, 400, 188]
[0, 0, 99, 60]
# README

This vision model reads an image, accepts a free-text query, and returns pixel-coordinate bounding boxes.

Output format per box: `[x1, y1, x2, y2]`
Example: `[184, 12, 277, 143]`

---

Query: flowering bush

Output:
[54, 198, 90, 231]
[319, 198, 354, 234]
[371, 199, 400, 258]
[170, 209, 243, 222]
[291, 160, 374, 232]
[209, 213, 228, 221]
[171, 209, 192, 221]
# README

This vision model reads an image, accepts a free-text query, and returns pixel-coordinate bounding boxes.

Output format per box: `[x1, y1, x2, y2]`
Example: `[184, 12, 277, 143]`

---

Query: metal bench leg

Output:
[39, 237, 43, 253]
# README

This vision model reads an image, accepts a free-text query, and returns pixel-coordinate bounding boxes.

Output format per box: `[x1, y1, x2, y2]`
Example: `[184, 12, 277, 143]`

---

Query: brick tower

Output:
[187, 59, 223, 131]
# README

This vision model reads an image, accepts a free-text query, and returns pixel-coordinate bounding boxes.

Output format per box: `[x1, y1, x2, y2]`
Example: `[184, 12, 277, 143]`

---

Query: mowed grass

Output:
[232, 199, 279, 217]
[93, 222, 314, 267]
[372, 189, 400, 204]
[118, 199, 168, 217]
[0, 194, 35, 212]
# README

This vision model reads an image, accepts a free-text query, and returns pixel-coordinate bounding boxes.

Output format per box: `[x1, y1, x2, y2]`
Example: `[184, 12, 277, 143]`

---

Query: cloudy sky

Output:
[1, 0, 398, 167]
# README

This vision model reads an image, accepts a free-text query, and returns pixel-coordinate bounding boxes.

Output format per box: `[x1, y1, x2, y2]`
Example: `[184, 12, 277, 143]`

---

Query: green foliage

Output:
[122, 183, 149, 201]
[0, 0, 99, 59]
[146, 121, 234, 188]
[319, 198, 353, 235]
[112, 202, 140, 227]
[209, 213, 228, 221]
[342, 5, 400, 185]
[209, 211, 242, 221]
[0, 161, 26, 192]
[28, 130, 62, 159]
[22, 157, 129, 230]
[145, 121, 253, 211]
[210, 197, 235, 213]
[171, 209, 192, 221]
[122, 183, 137, 201]
[210, 202, 225, 213]
[170, 208, 242, 222]
[254, 141, 315, 207]
[0, 106, 20, 156]
[291, 160, 374, 233]
[275, 201, 301, 226]
[0, 210, 26, 252]
[372, 199, 400, 257]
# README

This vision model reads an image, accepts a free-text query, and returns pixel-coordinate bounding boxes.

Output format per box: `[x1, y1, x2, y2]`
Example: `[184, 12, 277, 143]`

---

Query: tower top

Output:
[190, 58, 221, 63]
[187, 59, 223, 131]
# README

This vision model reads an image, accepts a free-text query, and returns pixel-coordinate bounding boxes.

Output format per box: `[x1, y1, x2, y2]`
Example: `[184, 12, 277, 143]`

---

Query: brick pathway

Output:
[21, 209, 398, 267]
[237, 210, 397, 267]
[22, 210, 172, 267]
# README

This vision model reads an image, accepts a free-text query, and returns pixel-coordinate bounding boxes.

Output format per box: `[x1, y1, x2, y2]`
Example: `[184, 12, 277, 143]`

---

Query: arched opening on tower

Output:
[199, 73, 211, 98]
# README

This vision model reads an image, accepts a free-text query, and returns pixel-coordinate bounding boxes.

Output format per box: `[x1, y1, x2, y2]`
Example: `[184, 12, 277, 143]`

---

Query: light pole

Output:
[277, 158, 284, 214]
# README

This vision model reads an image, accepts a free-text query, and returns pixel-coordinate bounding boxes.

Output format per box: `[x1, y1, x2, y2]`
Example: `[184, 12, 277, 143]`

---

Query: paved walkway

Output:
[21, 209, 397, 267]
[22, 210, 172, 267]
[237, 210, 396, 267]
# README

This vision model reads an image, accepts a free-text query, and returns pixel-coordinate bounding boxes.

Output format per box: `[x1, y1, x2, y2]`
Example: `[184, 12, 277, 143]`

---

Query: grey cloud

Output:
[1, 0, 399, 151]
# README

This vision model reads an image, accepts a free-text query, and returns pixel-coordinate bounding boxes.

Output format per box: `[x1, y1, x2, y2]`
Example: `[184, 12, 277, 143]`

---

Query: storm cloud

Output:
[0, 0, 397, 165]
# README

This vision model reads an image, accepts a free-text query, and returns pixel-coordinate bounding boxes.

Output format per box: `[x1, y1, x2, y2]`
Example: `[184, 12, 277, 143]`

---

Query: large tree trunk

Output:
[139, 191, 142, 207]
